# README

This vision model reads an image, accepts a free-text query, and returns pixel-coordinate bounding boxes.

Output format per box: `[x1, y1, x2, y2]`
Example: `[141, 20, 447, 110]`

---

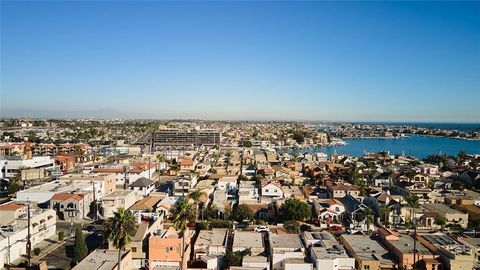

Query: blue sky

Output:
[1, 1, 479, 122]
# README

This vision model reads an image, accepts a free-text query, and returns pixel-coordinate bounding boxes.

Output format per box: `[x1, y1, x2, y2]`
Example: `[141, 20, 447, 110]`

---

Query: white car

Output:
[254, 226, 270, 232]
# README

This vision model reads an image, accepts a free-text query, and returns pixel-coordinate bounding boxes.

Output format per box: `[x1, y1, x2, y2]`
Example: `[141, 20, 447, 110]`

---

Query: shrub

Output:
[210, 219, 232, 228]
[58, 231, 65, 241]
[33, 247, 41, 256]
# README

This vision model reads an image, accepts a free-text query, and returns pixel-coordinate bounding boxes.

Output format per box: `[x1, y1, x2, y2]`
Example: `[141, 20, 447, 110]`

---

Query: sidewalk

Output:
[34, 235, 66, 261]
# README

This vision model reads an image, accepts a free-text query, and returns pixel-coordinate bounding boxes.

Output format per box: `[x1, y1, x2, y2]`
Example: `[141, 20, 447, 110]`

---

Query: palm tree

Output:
[172, 198, 197, 269]
[364, 207, 374, 233]
[405, 194, 420, 226]
[105, 208, 136, 270]
[171, 163, 180, 175]
[379, 205, 391, 226]
[225, 151, 233, 173]
[188, 190, 207, 220]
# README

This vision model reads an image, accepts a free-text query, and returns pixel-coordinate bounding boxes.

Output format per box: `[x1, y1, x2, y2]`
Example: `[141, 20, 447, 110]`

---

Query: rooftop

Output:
[233, 231, 264, 249]
[389, 234, 431, 255]
[270, 233, 304, 250]
[308, 231, 350, 260]
[72, 249, 129, 270]
[129, 177, 154, 188]
[103, 190, 135, 199]
[195, 229, 228, 247]
[0, 201, 25, 211]
[423, 203, 464, 215]
[341, 235, 395, 265]
[129, 196, 162, 211]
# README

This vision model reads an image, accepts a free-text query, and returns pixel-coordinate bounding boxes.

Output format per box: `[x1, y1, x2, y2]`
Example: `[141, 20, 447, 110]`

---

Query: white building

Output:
[270, 234, 309, 270]
[0, 202, 56, 269]
[217, 176, 237, 192]
[129, 177, 155, 197]
[173, 174, 198, 197]
[102, 190, 138, 219]
[94, 163, 156, 186]
[0, 156, 54, 180]
[239, 181, 259, 203]
[194, 229, 228, 259]
[15, 179, 104, 204]
[261, 182, 284, 199]
[308, 232, 355, 270]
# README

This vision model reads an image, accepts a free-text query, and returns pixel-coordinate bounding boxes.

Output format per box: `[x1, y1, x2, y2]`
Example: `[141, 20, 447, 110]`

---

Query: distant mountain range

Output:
[0, 108, 153, 119]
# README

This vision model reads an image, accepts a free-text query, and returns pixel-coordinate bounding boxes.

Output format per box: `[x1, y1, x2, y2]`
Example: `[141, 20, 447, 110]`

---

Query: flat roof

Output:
[341, 235, 395, 265]
[233, 231, 264, 249]
[196, 229, 228, 247]
[270, 234, 304, 250]
[308, 231, 350, 260]
[103, 190, 135, 199]
[16, 180, 93, 194]
[423, 203, 463, 215]
[73, 249, 128, 270]
[390, 234, 431, 255]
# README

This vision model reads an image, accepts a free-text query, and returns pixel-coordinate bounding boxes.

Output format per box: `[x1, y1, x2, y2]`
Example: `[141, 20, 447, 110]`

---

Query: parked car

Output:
[234, 223, 248, 230]
[329, 225, 344, 232]
[254, 226, 270, 232]
[84, 225, 97, 232]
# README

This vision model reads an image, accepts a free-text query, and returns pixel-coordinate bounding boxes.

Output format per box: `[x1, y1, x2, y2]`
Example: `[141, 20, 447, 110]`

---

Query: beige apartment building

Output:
[102, 190, 137, 218]
[418, 233, 474, 270]
[423, 203, 469, 229]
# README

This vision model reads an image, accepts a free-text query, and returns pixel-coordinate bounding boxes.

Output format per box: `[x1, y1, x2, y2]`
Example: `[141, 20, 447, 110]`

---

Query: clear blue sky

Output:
[1, 1, 479, 122]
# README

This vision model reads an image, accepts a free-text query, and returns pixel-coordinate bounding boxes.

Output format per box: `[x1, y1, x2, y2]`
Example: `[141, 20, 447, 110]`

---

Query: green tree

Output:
[281, 198, 312, 221]
[292, 131, 305, 144]
[73, 228, 88, 263]
[7, 172, 21, 195]
[379, 205, 391, 225]
[172, 198, 197, 269]
[58, 231, 65, 241]
[283, 220, 300, 233]
[434, 216, 447, 229]
[224, 248, 252, 267]
[236, 204, 254, 222]
[468, 219, 480, 237]
[105, 208, 136, 270]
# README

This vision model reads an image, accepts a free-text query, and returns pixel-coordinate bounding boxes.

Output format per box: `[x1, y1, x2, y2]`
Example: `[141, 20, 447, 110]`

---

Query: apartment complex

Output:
[0, 202, 56, 269]
[152, 129, 221, 146]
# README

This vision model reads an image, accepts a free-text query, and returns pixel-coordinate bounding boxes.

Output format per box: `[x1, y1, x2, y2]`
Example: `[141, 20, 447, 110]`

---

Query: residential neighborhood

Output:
[1, 120, 480, 270]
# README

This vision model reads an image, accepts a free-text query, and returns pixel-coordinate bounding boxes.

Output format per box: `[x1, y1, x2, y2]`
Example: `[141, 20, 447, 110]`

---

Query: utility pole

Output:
[26, 201, 31, 267]
[92, 177, 97, 221]
[413, 214, 417, 270]
[124, 166, 128, 190]
[148, 156, 151, 181]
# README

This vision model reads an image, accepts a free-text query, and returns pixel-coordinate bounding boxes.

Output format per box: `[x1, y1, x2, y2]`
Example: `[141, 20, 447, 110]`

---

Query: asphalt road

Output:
[40, 231, 104, 270]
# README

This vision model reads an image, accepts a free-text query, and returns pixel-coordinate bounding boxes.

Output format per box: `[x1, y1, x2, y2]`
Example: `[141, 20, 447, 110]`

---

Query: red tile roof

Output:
[0, 201, 25, 211]
[51, 193, 83, 201]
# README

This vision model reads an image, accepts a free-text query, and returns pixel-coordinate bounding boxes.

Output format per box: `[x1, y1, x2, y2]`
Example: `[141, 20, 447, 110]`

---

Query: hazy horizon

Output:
[1, 2, 479, 122]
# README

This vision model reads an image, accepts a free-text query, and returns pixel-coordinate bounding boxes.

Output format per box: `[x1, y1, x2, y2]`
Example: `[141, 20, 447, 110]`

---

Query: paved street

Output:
[37, 231, 105, 270]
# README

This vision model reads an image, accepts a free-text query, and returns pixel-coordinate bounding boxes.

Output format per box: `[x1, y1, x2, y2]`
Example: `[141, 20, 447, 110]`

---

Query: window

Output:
[265, 189, 269, 192]
[364, 265, 370, 270]
[132, 247, 137, 252]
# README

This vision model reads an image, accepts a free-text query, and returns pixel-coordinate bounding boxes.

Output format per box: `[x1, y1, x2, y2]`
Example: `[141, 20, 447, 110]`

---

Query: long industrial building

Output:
[152, 129, 221, 146]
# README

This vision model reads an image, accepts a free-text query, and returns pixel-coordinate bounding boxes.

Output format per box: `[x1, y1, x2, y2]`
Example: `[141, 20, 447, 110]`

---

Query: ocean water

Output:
[336, 122, 480, 132]
[298, 135, 480, 159]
